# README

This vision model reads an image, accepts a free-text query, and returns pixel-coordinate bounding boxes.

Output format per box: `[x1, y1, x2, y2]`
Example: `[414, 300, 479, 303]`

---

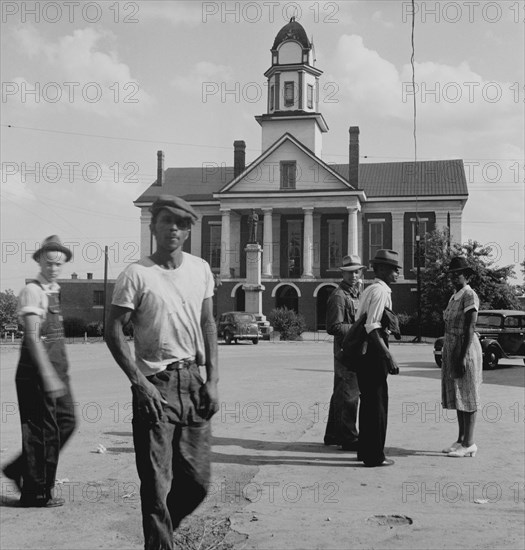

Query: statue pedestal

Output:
[243, 243, 272, 338]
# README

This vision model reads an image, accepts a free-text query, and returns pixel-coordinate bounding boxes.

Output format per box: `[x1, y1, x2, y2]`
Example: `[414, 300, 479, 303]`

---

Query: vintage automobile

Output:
[2, 324, 23, 339]
[217, 312, 262, 345]
[433, 310, 525, 370]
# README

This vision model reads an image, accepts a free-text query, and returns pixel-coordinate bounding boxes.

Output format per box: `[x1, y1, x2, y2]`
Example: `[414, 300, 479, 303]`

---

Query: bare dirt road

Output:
[1, 340, 524, 549]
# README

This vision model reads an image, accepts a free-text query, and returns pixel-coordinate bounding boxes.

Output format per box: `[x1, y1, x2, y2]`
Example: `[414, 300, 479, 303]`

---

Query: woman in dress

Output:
[441, 256, 483, 458]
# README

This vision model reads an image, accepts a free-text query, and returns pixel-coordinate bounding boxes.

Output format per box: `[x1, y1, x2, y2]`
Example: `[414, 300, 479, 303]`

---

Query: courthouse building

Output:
[61, 19, 469, 330]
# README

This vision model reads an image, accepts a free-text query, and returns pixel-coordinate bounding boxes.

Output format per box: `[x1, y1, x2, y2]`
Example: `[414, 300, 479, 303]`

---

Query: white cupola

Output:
[255, 17, 328, 156]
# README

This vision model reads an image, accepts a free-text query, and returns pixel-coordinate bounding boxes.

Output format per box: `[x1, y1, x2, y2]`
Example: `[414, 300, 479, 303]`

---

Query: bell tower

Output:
[255, 17, 328, 156]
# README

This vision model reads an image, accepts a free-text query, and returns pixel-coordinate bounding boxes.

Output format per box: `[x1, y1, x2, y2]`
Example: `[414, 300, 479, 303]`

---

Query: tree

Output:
[419, 229, 521, 335]
[0, 289, 18, 328]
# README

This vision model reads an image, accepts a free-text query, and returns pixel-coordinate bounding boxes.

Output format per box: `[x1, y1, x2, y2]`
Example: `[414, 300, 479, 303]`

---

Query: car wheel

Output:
[252, 338, 259, 345]
[483, 346, 499, 370]
[435, 356, 442, 368]
[224, 332, 233, 345]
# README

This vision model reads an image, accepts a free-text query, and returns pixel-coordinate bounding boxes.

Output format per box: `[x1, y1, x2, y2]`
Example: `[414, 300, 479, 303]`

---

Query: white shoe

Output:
[442, 441, 462, 453]
[448, 443, 477, 457]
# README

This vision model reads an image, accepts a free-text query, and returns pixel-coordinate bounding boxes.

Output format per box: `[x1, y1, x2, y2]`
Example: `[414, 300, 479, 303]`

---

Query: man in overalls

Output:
[2, 236, 76, 507]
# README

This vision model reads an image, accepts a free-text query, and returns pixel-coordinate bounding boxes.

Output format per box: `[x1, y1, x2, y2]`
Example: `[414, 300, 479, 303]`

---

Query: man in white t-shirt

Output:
[106, 195, 219, 550]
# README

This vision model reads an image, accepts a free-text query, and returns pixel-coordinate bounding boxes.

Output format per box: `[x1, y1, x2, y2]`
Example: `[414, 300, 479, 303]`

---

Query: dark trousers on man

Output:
[132, 364, 211, 550]
[324, 357, 359, 447]
[356, 350, 389, 466]
[5, 375, 76, 501]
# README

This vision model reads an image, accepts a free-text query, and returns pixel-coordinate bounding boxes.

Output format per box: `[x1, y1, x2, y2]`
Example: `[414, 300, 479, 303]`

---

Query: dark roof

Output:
[135, 159, 468, 204]
[272, 18, 310, 50]
[332, 160, 468, 197]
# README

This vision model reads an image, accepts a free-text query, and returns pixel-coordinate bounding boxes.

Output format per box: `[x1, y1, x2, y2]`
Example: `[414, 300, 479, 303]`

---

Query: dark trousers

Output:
[6, 376, 76, 500]
[132, 365, 211, 550]
[356, 351, 389, 466]
[324, 358, 359, 445]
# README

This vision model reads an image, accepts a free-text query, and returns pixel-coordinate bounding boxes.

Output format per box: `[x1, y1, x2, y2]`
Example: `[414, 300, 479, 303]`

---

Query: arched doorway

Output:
[275, 285, 299, 313]
[316, 285, 336, 330]
[235, 286, 245, 311]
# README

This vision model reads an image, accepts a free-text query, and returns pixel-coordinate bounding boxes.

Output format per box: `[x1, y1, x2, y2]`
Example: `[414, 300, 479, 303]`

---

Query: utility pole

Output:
[102, 245, 108, 340]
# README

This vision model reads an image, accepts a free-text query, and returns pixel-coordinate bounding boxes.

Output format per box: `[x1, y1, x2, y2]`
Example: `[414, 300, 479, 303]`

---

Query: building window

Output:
[287, 220, 302, 277]
[208, 223, 221, 271]
[327, 219, 343, 270]
[368, 220, 384, 265]
[284, 81, 294, 107]
[307, 84, 313, 109]
[409, 217, 429, 271]
[93, 290, 104, 307]
[270, 84, 275, 110]
[280, 161, 296, 189]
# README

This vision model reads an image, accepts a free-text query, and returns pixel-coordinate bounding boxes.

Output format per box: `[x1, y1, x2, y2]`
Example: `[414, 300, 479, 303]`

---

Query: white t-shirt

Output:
[111, 253, 215, 376]
[18, 273, 59, 321]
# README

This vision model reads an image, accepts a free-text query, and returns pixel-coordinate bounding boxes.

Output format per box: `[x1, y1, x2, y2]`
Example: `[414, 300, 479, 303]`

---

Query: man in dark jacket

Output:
[324, 254, 364, 450]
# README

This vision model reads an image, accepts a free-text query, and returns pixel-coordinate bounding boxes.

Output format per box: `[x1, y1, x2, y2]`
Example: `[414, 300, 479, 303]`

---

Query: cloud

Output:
[139, 2, 203, 26]
[171, 61, 234, 95]
[372, 10, 394, 28]
[7, 26, 154, 120]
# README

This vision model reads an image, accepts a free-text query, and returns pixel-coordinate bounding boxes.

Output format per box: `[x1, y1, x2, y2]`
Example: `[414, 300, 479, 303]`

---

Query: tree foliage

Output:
[0, 289, 18, 328]
[419, 229, 521, 335]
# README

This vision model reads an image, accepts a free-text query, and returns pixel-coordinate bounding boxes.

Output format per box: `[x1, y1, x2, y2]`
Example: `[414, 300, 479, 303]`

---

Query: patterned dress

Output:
[441, 285, 483, 412]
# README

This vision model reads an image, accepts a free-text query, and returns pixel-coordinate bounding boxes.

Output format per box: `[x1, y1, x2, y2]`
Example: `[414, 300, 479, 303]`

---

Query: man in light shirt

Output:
[355, 249, 400, 467]
[2, 236, 76, 507]
[106, 195, 219, 550]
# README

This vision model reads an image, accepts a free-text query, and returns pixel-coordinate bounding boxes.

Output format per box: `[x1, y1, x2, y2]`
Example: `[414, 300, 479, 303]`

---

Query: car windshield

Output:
[234, 314, 255, 322]
[476, 315, 502, 328]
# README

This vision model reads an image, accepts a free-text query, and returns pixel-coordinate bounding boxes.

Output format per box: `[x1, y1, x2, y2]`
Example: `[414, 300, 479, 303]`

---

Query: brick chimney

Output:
[87, 273, 93, 280]
[155, 150, 164, 186]
[71, 272, 78, 280]
[349, 126, 360, 189]
[233, 141, 246, 178]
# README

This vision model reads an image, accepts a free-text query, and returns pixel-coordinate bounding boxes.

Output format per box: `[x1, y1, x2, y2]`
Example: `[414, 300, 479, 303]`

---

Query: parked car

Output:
[433, 310, 525, 370]
[217, 312, 262, 345]
[2, 324, 23, 339]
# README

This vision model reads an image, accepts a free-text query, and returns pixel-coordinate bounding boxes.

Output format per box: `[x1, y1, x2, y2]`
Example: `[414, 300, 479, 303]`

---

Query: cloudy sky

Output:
[1, 0, 524, 291]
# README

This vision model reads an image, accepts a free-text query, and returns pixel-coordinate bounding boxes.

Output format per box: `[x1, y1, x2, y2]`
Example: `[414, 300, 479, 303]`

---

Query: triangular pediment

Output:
[216, 133, 355, 196]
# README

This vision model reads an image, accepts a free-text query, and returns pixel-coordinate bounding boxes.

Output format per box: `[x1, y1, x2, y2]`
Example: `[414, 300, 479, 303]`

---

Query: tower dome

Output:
[272, 17, 311, 51]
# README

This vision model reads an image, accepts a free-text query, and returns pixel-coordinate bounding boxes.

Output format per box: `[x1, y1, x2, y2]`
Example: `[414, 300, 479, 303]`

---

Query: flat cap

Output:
[150, 194, 198, 223]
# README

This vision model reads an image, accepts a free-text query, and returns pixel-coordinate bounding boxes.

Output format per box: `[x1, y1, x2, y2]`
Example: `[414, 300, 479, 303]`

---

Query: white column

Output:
[140, 208, 151, 257]
[191, 217, 202, 258]
[220, 209, 231, 279]
[262, 208, 273, 278]
[346, 206, 359, 255]
[302, 207, 314, 278]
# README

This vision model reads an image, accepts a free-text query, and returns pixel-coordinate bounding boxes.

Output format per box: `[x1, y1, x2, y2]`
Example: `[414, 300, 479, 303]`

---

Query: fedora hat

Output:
[447, 256, 473, 274]
[150, 194, 198, 224]
[370, 249, 400, 268]
[33, 235, 72, 262]
[340, 254, 365, 271]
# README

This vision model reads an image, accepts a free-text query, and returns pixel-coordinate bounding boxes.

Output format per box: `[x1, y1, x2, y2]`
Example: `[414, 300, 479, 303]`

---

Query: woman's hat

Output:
[370, 249, 400, 268]
[447, 256, 473, 274]
[33, 235, 72, 262]
[340, 254, 365, 271]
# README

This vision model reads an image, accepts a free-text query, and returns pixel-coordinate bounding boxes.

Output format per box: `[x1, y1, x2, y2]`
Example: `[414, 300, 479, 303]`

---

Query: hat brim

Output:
[371, 259, 400, 268]
[151, 205, 196, 224]
[33, 245, 72, 262]
[340, 265, 364, 271]
[447, 267, 474, 274]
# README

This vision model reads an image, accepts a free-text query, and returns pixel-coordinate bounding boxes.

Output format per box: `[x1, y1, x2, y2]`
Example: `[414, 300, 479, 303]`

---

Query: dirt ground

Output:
[1, 340, 524, 550]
